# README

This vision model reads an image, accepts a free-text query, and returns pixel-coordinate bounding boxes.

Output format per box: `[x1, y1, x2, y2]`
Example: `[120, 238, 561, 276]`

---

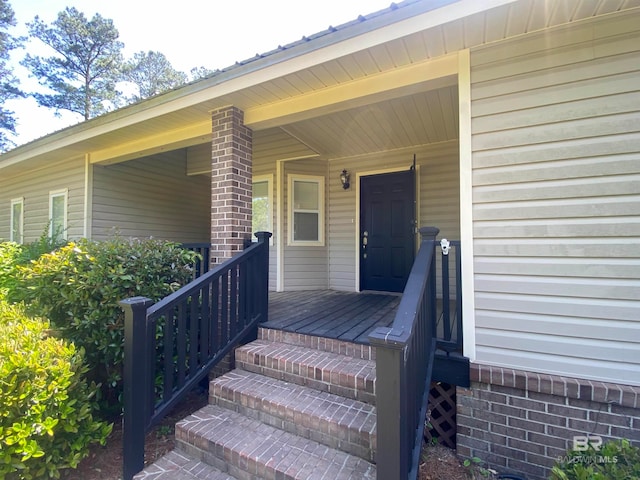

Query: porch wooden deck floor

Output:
[264, 290, 401, 345]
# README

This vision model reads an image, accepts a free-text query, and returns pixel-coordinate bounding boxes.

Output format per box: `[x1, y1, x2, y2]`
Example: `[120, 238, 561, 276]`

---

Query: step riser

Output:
[259, 328, 376, 360]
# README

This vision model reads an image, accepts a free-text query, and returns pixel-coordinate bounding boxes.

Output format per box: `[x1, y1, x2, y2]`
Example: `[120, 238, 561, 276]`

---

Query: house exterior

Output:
[1, 0, 638, 478]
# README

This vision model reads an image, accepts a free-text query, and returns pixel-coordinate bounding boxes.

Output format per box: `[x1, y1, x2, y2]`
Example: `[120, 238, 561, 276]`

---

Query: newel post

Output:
[119, 296, 154, 480]
[368, 332, 408, 479]
[255, 231, 272, 324]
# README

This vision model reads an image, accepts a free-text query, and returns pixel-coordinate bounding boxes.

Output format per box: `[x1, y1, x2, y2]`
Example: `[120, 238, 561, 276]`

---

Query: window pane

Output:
[294, 212, 319, 241]
[252, 181, 270, 234]
[51, 195, 65, 239]
[293, 181, 318, 210]
[253, 181, 268, 198]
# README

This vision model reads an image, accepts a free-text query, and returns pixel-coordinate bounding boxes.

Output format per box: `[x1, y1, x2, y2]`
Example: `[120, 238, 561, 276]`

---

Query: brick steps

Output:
[209, 369, 376, 461]
[134, 329, 378, 479]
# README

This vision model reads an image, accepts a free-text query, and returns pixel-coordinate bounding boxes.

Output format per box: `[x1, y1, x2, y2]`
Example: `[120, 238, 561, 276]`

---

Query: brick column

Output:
[210, 106, 252, 265]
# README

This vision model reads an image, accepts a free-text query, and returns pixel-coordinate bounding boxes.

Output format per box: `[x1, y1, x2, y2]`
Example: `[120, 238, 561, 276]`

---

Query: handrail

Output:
[369, 226, 439, 480]
[119, 232, 271, 480]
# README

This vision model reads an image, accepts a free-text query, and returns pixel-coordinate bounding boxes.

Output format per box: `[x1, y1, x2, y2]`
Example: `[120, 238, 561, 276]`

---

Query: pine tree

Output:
[21, 7, 124, 120]
[0, 0, 23, 152]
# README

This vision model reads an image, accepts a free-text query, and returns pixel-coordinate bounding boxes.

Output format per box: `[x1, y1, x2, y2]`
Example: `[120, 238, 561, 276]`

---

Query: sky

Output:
[6, 0, 393, 147]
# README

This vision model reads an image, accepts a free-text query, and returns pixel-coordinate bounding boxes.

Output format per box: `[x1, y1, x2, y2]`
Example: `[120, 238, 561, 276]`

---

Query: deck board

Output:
[265, 291, 399, 344]
[265, 290, 460, 346]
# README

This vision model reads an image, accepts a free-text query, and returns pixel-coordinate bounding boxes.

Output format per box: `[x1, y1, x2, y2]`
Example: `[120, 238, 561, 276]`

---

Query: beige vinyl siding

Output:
[328, 141, 460, 291]
[470, 14, 640, 386]
[92, 150, 210, 242]
[283, 158, 328, 290]
[0, 157, 85, 242]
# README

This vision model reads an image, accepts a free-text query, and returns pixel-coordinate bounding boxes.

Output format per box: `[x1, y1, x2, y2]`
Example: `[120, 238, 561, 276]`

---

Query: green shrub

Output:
[0, 299, 112, 479]
[14, 236, 200, 415]
[551, 438, 640, 480]
[0, 241, 24, 297]
[0, 229, 66, 299]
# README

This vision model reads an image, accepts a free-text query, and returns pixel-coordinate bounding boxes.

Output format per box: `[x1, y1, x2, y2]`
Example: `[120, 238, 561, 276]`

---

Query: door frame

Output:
[354, 165, 421, 292]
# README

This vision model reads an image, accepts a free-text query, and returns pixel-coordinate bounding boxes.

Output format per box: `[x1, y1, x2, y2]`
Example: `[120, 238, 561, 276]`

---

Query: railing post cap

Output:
[419, 226, 440, 240]
[254, 231, 273, 241]
[119, 297, 154, 309]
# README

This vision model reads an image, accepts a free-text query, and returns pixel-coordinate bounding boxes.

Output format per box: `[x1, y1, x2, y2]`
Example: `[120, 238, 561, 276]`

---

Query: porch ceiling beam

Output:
[244, 53, 459, 130]
[89, 121, 212, 165]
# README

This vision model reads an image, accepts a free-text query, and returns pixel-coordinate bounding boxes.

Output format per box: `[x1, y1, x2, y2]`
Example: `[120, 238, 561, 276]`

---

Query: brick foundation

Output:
[457, 363, 640, 480]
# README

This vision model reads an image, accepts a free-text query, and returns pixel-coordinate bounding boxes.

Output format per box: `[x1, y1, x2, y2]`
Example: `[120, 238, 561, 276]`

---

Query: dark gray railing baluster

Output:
[163, 310, 174, 402]
[441, 244, 451, 341]
[455, 241, 463, 350]
[181, 243, 211, 280]
[177, 301, 187, 386]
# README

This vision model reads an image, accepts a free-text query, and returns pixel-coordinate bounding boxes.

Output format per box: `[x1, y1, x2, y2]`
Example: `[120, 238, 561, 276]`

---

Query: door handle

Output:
[362, 230, 368, 258]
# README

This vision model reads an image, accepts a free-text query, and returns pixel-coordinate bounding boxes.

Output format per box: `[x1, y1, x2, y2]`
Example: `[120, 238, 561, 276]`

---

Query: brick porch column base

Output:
[457, 364, 640, 480]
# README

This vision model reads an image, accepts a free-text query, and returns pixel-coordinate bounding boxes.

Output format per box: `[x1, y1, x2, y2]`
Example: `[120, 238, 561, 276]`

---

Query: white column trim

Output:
[83, 154, 93, 239]
[458, 49, 476, 361]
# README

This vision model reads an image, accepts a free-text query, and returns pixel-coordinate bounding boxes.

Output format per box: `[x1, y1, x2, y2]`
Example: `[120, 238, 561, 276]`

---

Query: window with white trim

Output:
[49, 189, 68, 241]
[252, 175, 272, 241]
[10, 198, 24, 243]
[288, 175, 324, 246]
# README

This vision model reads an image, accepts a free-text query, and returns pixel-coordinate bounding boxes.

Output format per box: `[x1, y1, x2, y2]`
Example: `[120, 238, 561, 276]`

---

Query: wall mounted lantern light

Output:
[340, 169, 350, 190]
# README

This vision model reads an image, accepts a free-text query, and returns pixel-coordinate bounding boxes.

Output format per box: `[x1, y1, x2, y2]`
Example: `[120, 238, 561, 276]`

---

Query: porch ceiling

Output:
[277, 85, 460, 159]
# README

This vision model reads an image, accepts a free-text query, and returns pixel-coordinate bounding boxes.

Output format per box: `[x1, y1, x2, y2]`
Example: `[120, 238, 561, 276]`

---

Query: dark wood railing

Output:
[119, 232, 271, 480]
[182, 242, 211, 280]
[369, 226, 440, 480]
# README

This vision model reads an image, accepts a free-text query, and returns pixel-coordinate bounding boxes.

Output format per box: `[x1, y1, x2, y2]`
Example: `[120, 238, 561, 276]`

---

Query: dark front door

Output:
[360, 170, 415, 293]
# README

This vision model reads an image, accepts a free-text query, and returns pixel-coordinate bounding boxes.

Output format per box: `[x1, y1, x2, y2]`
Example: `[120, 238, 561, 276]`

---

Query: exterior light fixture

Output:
[340, 169, 350, 190]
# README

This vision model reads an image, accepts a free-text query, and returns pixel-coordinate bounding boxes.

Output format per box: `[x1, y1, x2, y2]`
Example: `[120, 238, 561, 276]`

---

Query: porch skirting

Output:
[456, 364, 640, 480]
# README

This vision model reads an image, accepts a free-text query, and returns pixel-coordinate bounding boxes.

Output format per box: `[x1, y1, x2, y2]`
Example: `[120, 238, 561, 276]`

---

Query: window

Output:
[49, 189, 68, 241]
[288, 175, 324, 246]
[10, 198, 23, 243]
[252, 175, 272, 241]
